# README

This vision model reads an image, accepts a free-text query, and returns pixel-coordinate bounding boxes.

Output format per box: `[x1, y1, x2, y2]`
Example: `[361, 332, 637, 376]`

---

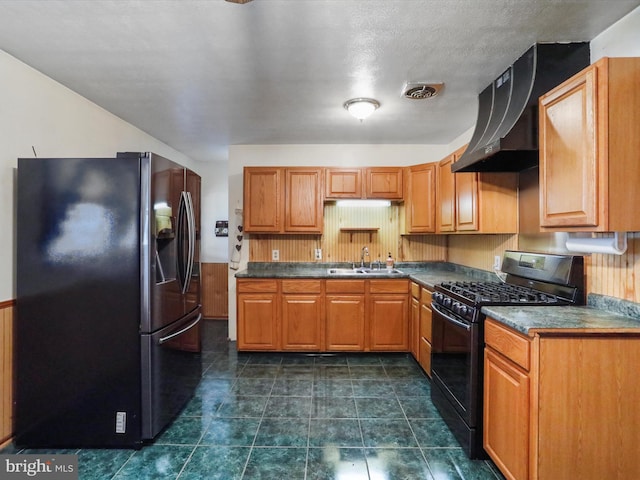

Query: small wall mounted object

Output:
[215, 220, 229, 237]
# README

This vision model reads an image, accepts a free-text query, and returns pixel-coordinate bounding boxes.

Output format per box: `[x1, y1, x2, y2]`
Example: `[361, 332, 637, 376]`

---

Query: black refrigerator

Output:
[15, 152, 202, 448]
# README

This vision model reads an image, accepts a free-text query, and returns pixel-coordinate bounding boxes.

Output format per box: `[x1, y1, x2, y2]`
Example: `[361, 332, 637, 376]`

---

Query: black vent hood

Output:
[452, 43, 590, 173]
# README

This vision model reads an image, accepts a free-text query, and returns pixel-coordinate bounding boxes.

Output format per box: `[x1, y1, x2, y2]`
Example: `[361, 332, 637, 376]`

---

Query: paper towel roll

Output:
[565, 232, 627, 255]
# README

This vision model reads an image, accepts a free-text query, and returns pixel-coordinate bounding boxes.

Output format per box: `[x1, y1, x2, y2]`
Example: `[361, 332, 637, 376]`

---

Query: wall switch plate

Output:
[272, 249, 280, 261]
[315, 248, 322, 260]
[494, 255, 501, 270]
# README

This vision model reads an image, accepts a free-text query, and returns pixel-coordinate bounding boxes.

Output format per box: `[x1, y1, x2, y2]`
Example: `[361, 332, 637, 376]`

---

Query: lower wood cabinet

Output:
[237, 279, 279, 350]
[369, 279, 409, 351]
[325, 279, 366, 351]
[410, 294, 420, 358]
[484, 345, 530, 480]
[418, 288, 432, 376]
[281, 280, 323, 351]
[237, 278, 409, 352]
[410, 282, 433, 376]
[484, 317, 640, 480]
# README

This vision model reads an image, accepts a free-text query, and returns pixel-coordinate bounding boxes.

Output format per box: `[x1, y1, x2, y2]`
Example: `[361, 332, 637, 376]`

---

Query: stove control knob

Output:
[458, 305, 467, 317]
[433, 292, 442, 303]
[451, 302, 460, 314]
[443, 297, 452, 308]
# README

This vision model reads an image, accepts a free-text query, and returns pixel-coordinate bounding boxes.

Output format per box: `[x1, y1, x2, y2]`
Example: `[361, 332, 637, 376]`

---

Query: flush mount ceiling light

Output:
[343, 98, 380, 121]
[225, 0, 253, 3]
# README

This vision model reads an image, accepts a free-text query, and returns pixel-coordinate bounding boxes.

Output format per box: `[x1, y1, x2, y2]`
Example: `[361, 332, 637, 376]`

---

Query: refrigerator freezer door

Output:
[140, 308, 203, 439]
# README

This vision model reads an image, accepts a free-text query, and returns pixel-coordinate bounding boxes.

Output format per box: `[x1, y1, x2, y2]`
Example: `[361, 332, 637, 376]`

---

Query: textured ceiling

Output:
[0, 0, 638, 162]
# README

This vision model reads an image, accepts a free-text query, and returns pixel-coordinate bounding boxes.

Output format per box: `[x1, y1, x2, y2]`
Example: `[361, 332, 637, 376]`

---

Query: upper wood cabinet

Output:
[437, 145, 518, 234]
[243, 167, 283, 233]
[244, 167, 323, 234]
[325, 167, 403, 200]
[365, 167, 403, 199]
[436, 153, 456, 232]
[539, 57, 640, 232]
[404, 163, 436, 233]
[284, 168, 324, 233]
[325, 168, 363, 199]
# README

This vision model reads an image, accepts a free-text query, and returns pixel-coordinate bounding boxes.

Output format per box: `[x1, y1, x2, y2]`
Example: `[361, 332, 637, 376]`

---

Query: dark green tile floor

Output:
[5, 320, 505, 479]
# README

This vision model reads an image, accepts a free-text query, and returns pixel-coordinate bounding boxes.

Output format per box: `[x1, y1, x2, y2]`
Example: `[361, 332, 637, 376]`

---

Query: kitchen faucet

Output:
[360, 246, 369, 267]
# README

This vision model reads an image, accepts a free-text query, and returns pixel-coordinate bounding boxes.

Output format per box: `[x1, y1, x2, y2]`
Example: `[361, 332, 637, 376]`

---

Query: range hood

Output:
[452, 43, 590, 173]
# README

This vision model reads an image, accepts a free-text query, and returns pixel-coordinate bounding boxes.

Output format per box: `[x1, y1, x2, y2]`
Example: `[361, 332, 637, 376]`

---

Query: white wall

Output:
[591, 6, 640, 59]
[199, 158, 230, 263]
[0, 49, 201, 302]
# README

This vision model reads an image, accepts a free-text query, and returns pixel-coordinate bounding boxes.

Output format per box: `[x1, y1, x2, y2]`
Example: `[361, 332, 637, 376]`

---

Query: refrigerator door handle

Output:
[177, 191, 195, 295]
[184, 191, 196, 293]
[159, 313, 202, 344]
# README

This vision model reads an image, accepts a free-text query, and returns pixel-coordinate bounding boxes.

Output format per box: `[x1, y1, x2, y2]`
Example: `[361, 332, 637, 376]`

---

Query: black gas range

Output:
[430, 250, 584, 459]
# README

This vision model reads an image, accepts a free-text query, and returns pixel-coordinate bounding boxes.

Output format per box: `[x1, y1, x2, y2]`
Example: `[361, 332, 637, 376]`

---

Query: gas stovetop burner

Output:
[439, 281, 562, 306]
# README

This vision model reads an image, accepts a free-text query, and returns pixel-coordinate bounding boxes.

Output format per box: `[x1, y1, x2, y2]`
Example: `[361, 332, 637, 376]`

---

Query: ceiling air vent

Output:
[402, 82, 443, 99]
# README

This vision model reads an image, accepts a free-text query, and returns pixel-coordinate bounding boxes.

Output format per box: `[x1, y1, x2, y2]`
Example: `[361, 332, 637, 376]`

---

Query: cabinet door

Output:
[455, 171, 479, 231]
[436, 155, 456, 232]
[369, 294, 409, 351]
[406, 163, 436, 233]
[281, 294, 323, 351]
[410, 297, 420, 359]
[243, 167, 282, 233]
[325, 295, 365, 351]
[484, 348, 530, 480]
[285, 168, 323, 233]
[237, 293, 279, 350]
[419, 337, 431, 377]
[539, 65, 599, 228]
[365, 167, 403, 199]
[325, 168, 362, 199]
[420, 302, 432, 343]
[419, 291, 432, 376]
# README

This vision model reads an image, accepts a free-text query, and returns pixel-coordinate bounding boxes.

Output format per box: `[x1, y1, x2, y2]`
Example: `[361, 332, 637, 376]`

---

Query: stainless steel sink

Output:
[326, 268, 362, 275]
[326, 267, 404, 276]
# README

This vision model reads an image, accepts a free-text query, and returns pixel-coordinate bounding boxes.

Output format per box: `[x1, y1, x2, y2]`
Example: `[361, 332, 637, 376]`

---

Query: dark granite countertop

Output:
[235, 262, 640, 335]
[235, 261, 496, 289]
[482, 304, 640, 336]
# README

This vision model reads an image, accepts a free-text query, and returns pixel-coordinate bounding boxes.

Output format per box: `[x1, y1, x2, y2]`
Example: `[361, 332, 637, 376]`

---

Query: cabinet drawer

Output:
[485, 318, 531, 371]
[237, 279, 278, 293]
[369, 279, 409, 294]
[326, 279, 365, 294]
[420, 288, 432, 304]
[282, 279, 322, 294]
[411, 282, 420, 299]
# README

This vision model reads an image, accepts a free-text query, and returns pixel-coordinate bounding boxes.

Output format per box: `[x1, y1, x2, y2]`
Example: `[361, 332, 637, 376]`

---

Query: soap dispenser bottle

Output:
[386, 252, 394, 270]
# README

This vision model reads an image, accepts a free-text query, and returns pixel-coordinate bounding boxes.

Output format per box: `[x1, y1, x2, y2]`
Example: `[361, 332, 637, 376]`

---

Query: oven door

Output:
[430, 302, 481, 427]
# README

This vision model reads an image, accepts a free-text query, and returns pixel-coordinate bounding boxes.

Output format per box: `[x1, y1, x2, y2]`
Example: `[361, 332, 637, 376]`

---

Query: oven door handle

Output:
[431, 303, 472, 331]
